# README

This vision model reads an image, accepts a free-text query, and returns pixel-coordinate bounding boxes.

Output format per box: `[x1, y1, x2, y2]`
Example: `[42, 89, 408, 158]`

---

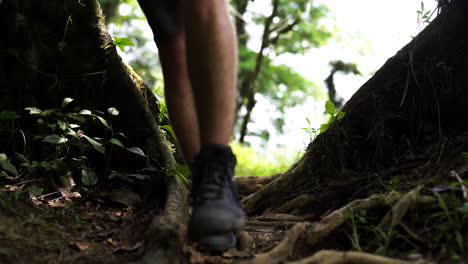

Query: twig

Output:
[450, 170, 468, 201]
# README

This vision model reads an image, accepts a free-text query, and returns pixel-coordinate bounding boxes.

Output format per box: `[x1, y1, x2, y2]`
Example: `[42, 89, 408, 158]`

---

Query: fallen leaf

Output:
[74, 242, 92, 251]
[107, 238, 118, 247]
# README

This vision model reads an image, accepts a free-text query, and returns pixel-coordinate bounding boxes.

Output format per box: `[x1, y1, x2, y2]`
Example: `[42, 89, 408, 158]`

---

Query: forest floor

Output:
[0, 175, 289, 264]
[1, 165, 468, 264]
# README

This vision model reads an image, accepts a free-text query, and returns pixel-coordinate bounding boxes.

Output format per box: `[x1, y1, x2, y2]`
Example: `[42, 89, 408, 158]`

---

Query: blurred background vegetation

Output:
[96, 0, 435, 176]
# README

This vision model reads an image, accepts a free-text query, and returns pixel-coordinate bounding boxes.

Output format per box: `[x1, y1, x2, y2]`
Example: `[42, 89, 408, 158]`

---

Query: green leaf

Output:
[27, 186, 43, 195]
[461, 152, 468, 159]
[57, 119, 68, 131]
[96, 116, 111, 129]
[173, 163, 189, 183]
[81, 167, 98, 186]
[82, 135, 105, 153]
[40, 161, 51, 168]
[42, 109, 57, 116]
[24, 107, 43, 115]
[107, 107, 119, 116]
[320, 123, 330, 133]
[16, 153, 29, 163]
[0, 110, 20, 120]
[79, 109, 92, 115]
[161, 124, 176, 139]
[115, 132, 128, 138]
[62, 97, 74, 108]
[325, 100, 335, 115]
[113, 36, 135, 51]
[0, 153, 7, 162]
[110, 138, 125, 148]
[0, 160, 17, 175]
[42, 134, 68, 144]
[126, 147, 146, 157]
[69, 124, 80, 129]
[337, 111, 346, 120]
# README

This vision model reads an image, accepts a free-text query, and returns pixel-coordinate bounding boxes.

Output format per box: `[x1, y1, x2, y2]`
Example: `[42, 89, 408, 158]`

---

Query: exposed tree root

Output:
[249, 188, 436, 264]
[378, 186, 423, 232]
[287, 250, 412, 264]
[236, 174, 279, 196]
[137, 175, 189, 264]
[264, 194, 316, 214]
[251, 213, 308, 222]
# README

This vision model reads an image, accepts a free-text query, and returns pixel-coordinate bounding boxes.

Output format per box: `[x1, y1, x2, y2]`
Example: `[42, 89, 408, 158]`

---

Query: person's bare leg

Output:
[157, 33, 200, 163]
[181, 0, 237, 145]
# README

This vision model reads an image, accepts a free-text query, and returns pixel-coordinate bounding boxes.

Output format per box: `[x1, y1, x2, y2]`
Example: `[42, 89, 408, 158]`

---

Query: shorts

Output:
[137, 0, 183, 41]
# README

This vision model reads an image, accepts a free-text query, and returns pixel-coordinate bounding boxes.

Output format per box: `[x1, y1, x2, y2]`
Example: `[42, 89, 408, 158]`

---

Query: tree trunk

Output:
[0, 1, 188, 263]
[243, 1, 468, 216]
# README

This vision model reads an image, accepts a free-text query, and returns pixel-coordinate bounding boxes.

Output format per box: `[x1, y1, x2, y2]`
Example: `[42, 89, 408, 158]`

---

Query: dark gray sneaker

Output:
[197, 232, 237, 251]
[189, 144, 245, 249]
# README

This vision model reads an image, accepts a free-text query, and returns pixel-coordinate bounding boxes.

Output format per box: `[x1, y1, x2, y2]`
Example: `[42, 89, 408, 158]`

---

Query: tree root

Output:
[286, 250, 412, 264]
[378, 186, 424, 232]
[249, 187, 435, 264]
[236, 174, 279, 196]
[264, 194, 316, 214]
[137, 174, 189, 264]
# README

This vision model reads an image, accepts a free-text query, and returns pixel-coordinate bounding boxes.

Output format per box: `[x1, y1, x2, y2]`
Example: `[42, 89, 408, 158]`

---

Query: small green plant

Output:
[302, 100, 345, 141]
[22, 98, 146, 185]
[105, 36, 135, 51]
[0, 98, 145, 187]
[427, 190, 468, 258]
[321, 100, 346, 132]
[0, 153, 17, 175]
[302, 117, 319, 141]
[344, 209, 367, 251]
[157, 100, 176, 140]
[172, 163, 190, 183]
[417, 1, 432, 25]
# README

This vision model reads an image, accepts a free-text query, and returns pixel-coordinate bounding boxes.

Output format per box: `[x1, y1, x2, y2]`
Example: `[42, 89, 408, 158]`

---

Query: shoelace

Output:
[193, 161, 232, 205]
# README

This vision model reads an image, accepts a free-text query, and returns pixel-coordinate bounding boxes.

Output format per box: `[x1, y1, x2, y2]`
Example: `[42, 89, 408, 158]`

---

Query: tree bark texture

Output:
[0, 0, 173, 166]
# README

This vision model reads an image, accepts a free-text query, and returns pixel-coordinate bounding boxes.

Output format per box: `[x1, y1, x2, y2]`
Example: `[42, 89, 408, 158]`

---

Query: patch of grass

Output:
[231, 141, 299, 177]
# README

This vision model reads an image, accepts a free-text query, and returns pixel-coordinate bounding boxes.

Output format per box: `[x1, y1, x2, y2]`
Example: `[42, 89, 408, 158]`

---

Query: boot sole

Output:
[189, 208, 245, 239]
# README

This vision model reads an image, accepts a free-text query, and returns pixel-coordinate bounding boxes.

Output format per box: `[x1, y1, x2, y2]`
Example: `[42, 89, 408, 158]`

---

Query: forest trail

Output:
[0, 174, 291, 264]
[2, 167, 460, 264]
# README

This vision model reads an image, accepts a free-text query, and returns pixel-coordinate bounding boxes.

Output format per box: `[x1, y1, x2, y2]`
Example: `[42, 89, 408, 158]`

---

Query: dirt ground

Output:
[1, 165, 468, 264]
[0, 177, 290, 264]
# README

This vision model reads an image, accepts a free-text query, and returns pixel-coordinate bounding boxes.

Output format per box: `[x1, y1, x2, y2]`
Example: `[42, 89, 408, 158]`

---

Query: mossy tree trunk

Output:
[0, 0, 172, 165]
[0, 1, 189, 263]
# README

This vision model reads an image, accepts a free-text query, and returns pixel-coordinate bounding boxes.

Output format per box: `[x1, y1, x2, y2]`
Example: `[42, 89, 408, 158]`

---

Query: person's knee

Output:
[182, 0, 228, 21]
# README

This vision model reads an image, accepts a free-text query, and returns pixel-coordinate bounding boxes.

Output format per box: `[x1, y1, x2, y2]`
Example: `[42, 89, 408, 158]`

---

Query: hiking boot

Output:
[189, 144, 245, 244]
[197, 232, 237, 251]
